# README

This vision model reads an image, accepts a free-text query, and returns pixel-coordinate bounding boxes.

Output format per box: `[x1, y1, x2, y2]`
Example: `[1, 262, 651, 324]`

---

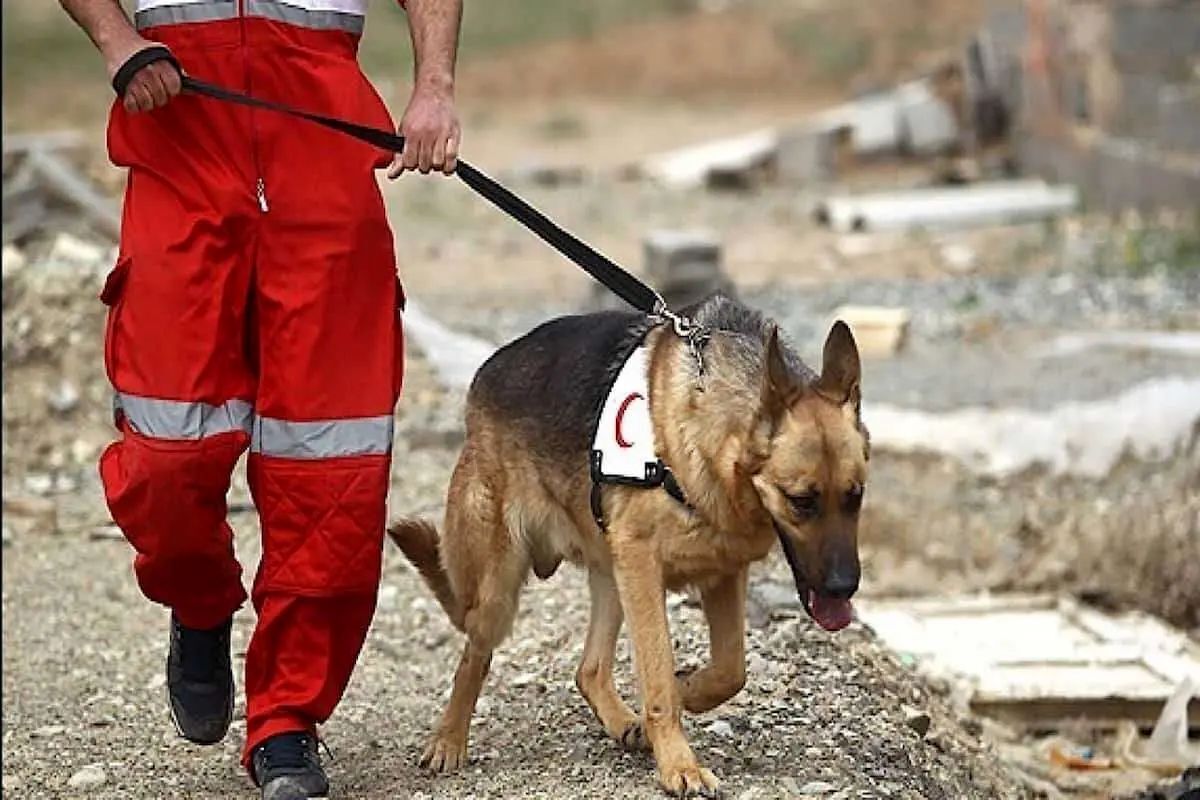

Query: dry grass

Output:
[860, 430, 1200, 632]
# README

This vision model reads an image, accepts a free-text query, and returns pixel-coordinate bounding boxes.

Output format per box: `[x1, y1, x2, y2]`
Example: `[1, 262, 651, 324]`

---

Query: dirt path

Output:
[1, 353, 1028, 800]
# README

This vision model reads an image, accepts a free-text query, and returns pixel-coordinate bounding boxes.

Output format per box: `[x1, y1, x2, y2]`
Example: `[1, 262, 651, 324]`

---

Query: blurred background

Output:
[3, 1, 1198, 798]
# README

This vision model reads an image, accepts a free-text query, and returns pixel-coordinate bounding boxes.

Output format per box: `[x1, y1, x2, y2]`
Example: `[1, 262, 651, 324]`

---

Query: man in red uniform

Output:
[59, 1, 461, 796]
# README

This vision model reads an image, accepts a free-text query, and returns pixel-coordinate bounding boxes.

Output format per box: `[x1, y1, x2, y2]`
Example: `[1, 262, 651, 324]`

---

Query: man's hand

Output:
[390, 0, 463, 178]
[389, 85, 460, 177]
[60, 0, 181, 113]
[108, 37, 183, 113]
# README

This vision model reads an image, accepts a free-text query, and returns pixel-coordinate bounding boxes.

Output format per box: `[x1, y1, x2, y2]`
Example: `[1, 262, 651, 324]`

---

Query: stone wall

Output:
[982, 0, 1200, 212]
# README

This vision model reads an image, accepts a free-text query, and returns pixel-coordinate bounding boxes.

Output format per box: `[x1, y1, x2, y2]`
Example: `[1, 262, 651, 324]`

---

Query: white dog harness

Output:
[589, 336, 690, 530]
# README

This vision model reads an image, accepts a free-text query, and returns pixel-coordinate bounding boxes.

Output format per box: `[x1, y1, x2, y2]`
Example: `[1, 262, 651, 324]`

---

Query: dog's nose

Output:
[821, 573, 859, 600]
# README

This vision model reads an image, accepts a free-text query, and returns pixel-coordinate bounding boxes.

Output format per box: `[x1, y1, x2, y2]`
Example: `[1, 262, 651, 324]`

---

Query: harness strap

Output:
[113, 47, 662, 315]
[590, 460, 693, 533]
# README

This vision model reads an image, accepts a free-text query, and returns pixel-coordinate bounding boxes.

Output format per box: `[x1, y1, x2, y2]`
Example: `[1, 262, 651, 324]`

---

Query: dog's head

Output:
[747, 321, 868, 632]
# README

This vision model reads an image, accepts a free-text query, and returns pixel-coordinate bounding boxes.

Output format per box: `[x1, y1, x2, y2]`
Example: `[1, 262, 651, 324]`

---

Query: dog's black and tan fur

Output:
[390, 295, 869, 797]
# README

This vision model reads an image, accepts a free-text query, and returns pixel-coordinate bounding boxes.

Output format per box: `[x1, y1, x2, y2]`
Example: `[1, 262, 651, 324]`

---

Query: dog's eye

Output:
[844, 483, 865, 513]
[785, 490, 821, 519]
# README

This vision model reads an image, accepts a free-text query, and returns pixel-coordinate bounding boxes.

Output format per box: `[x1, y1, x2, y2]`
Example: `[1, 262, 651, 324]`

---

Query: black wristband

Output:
[112, 45, 181, 98]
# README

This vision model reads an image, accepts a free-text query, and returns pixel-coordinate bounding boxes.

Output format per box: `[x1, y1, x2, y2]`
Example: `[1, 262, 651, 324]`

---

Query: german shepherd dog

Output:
[389, 295, 868, 796]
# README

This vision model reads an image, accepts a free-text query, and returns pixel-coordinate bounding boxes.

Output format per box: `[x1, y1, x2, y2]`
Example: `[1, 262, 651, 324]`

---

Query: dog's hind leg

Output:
[420, 467, 529, 773]
[575, 570, 648, 751]
[679, 569, 748, 713]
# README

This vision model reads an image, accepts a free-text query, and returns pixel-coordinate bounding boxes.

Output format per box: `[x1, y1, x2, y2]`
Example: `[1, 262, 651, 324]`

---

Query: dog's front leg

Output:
[612, 528, 720, 798]
[679, 569, 748, 713]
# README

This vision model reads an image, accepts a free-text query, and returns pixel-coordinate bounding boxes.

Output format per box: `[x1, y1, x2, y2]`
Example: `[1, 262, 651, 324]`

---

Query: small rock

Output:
[798, 780, 837, 795]
[90, 525, 125, 542]
[2, 527, 12, 548]
[22, 474, 55, 497]
[145, 673, 166, 691]
[47, 380, 81, 414]
[940, 243, 977, 273]
[67, 764, 106, 789]
[377, 584, 399, 609]
[32, 724, 65, 738]
[48, 233, 105, 271]
[510, 672, 539, 689]
[705, 719, 734, 738]
[2, 245, 27, 277]
[902, 704, 932, 738]
[2, 774, 21, 791]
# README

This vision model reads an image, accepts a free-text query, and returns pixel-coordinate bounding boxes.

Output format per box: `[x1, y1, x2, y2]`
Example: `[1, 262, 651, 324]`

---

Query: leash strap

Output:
[113, 47, 662, 314]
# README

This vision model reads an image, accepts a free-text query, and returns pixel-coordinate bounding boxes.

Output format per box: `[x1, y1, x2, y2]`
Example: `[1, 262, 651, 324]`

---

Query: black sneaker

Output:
[166, 613, 234, 745]
[251, 732, 330, 800]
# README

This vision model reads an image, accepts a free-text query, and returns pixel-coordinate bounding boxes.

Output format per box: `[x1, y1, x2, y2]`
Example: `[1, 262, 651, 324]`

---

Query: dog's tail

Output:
[387, 519, 464, 631]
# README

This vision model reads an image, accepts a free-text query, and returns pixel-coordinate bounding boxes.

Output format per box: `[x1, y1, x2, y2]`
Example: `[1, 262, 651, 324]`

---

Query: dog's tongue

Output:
[808, 590, 853, 632]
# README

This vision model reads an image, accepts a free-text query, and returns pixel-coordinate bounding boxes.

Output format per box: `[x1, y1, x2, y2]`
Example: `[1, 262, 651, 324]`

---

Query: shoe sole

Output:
[166, 686, 232, 746]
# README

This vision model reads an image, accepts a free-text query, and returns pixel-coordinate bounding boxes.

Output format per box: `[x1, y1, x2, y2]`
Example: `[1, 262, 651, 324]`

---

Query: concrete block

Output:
[897, 81, 961, 156]
[642, 230, 734, 310]
[776, 123, 850, 186]
[830, 306, 911, 359]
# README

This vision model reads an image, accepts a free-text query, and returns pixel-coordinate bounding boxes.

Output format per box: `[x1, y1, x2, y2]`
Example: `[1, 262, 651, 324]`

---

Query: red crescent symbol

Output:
[615, 392, 644, 449]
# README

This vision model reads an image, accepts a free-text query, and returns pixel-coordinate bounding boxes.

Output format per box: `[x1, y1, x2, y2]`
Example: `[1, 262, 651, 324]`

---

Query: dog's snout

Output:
[821, 572, 859, 600]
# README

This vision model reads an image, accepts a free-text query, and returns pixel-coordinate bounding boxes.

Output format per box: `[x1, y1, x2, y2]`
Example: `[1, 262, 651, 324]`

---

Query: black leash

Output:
[114, 47, 665, 316]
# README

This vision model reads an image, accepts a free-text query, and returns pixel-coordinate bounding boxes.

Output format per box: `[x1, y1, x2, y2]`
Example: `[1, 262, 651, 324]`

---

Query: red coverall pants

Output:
[98, 9, 403, 764]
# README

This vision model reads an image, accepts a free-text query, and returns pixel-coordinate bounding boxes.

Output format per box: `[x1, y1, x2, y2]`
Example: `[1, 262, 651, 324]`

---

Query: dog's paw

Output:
[658, 763, 721, 798]
[619, 720, 650, 752]
[419, 733, 468, 773]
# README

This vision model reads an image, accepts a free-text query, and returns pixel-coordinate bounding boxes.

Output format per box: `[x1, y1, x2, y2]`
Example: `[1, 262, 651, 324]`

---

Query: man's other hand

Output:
[389, 85, 460, 177]
[107, 37, 182, 114]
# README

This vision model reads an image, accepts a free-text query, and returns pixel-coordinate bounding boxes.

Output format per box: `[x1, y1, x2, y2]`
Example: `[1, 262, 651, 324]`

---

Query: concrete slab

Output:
[857, 594, 1200, 731]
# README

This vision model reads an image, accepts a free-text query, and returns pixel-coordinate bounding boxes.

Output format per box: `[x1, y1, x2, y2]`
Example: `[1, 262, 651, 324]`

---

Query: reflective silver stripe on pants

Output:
[135, 1, 238, 29]
[246, 0, 365, 34]
[115, 393, 254, 440]
[252, 415, 393, 459]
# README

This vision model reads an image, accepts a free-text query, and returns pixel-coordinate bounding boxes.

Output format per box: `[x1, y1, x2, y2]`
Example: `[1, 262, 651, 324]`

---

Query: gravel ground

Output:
[5, 214, 1197, 798]
[2, 354, 1029, 800]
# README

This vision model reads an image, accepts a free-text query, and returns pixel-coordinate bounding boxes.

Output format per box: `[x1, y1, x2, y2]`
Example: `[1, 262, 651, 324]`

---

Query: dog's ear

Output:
[761, 323, 799, 415]
[814, 321, 861, 404]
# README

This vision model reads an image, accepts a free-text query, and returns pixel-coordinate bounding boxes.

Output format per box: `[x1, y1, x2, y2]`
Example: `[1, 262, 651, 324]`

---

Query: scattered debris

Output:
[1043, 739, 1116, 771]
[637, 128, 776, 189]
[705, 719, 735, 739]
[3, 133, 119, 244]
[797, 780, 837, 795]
[830, 305, 911, 359]
[775, 121, 850, 186]
[903, 705, 933, 738]
[857, 594, 1200, 731]
[31, 725, 65, 739]
[815, 180, 1079, 233]
[1117, 678, 1200, 776]
[88, 524, 124, 542]
[46, 379, 80, 414]
[66, 764, 106, 790]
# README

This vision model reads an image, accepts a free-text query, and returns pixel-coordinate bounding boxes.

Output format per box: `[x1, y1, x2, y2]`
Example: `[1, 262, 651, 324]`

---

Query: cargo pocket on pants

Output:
[392, 275, 406, 403]
[100, 255, 132, 411]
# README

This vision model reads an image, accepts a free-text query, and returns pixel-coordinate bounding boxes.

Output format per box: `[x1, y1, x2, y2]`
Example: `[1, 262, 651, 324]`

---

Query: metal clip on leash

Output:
[651, 294, 710, 379]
